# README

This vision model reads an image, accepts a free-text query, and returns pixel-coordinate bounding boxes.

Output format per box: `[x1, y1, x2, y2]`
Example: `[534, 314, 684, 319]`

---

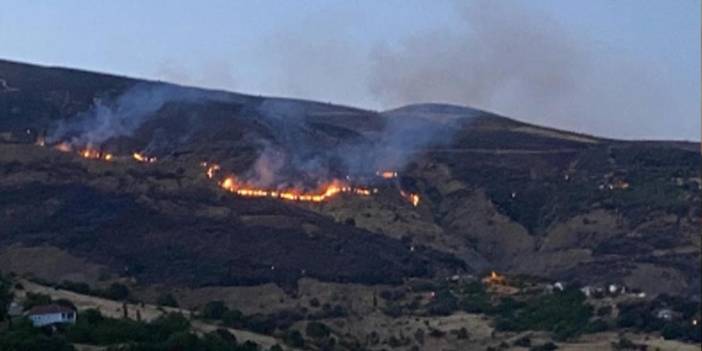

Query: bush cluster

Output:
[0, 309, 282, 351]
[494, 288, 593, 340]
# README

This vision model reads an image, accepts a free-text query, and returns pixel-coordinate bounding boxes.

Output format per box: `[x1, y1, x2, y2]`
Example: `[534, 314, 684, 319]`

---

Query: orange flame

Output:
[79, 148, 113, 161]
[205, 163, 220, 179]
[400, 191, 420, 207]
[132, 152, 157, 163]
[376, 170, 398, 179]
[219, 176, 373, 203]
[54, 142, 72, 153]
[482, 271, 508, 286]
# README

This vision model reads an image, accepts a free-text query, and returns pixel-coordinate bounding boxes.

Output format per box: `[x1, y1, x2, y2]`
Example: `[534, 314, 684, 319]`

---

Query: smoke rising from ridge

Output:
[366, 0, 679, 139]
[217, 0, 691, 140]
[48, 83, 208, 146]
[248, 98, 458, 188]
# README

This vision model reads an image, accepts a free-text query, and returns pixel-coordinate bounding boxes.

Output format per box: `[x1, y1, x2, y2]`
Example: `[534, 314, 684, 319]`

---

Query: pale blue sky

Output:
[0, 0, 698, 140]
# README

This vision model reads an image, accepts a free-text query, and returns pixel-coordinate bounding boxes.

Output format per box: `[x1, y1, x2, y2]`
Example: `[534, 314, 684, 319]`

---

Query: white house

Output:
[26, 304, 76, 327]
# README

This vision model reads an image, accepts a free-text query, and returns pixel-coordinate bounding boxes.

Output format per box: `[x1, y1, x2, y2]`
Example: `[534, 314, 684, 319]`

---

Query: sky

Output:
[0, 0, 699, 141]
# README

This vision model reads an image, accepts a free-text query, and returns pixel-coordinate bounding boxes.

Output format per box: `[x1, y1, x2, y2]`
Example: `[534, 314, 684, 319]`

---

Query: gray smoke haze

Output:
[157, 59, 238, 93]
[367, 0, 677, 138]
[246, 99, 345, 187]
[370, 1, 584, 107]
[249, 98, 458, 187]
[203, 0, 690, 141]
[49, 83, 207, 146]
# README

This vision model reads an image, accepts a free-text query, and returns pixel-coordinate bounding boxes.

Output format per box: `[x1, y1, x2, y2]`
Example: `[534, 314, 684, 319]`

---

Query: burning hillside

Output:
[132, 152, 157, 163]
[25, 82, 444, 209]
[35, 137, 422, 207]
[206, 162, 419, 205]
[0, 60, 700, 302]
[80, 148, 113, 161]
[220, 176, 373, 202]
[48, 141, 144, 163]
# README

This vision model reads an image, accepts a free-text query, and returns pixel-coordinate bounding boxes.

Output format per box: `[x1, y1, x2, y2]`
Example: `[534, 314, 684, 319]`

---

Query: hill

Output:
[0, 59, 699, 298]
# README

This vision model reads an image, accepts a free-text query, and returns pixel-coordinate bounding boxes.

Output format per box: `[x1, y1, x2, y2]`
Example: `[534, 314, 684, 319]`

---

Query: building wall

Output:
[29, 312, 76, 327]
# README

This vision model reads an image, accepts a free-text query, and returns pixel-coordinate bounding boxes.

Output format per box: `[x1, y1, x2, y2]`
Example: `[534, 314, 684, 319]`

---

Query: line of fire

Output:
[37, 137, 420, 207]
[203, 162, 420, 206]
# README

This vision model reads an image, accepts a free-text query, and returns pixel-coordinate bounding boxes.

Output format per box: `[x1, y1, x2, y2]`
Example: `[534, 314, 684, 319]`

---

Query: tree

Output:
[221, 309, 244, 327]
[662, 323, 684, 340]
[240, 340, 260, 351]
[495, 288, 593, 340]
[104, 283, 129, 300]
[426, 289, 458, 316]
[165, 331, 201, 350]
[157, 293, 179, 308]
[0, 275, 13, 321]
[284, 330, 305, 348]
[22, 292, 52, 310]
[202, 300, 228, 320]
[530, 342, 558, 351]
[150, 313, 191, 342]
[201, 329, 238, 351]
[0, 318, 75, 351]
[305, 321, 331, 339]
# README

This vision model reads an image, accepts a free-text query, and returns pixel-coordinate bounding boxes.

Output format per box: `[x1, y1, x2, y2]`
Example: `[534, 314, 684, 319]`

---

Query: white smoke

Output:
[48, 83, 205, 146]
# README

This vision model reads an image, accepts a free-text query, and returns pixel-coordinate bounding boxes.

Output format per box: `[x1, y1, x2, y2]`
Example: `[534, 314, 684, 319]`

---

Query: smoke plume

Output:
[48, 83, 207, 146]
[250, 98, 460, 186]
[367, 0, 681, 139]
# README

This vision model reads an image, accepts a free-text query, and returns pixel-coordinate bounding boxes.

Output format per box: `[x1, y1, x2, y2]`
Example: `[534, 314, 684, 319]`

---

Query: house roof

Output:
[26, 304, 75, 316]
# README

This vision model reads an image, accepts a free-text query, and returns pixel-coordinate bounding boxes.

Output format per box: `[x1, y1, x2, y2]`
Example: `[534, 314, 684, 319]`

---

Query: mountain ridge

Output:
[0, 59, 699, 302]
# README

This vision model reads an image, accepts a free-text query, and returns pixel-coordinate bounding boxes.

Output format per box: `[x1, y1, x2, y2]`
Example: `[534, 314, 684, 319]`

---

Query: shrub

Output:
[306, 321, 331, 339]
[426, 289, 458, 316]
[381, 303, 403, 318]
[67, 309, 145, 345]
[165, 331, 201, 350]
[0, 318, 75, 351]
[616, 302, 661, 331]
[380, 289, 406, 301]
[610, 336, 638, 350]
[242, 314, 277, 334]
[284, 330, 305, 348]
[428, 328, 445, 338]
[66, 309, 190, 345]
[221, 309, 244, 327]
[59, 281, 91, 295]
[453, 327, 469, 340]
[0, 276, 13, 320]
[596, 305, 612, 317]
[22, 292, 52, 310]
[149, 313, 191, 342]
[240, 340, 260, 351]
[583, 319, 609, 333]
[495, 288, 592, 340]
[513, 336, 531, 347]
[156, 293, 179, 308]
[103, 283, 129, 300]
[662, 323, 684, 340]
[202, 300, 228, 320]
[530, 342, 558, 351]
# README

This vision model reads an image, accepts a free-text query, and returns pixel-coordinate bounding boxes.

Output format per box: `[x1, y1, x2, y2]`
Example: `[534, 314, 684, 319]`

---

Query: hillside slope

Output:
[0, 59, 699, 299]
